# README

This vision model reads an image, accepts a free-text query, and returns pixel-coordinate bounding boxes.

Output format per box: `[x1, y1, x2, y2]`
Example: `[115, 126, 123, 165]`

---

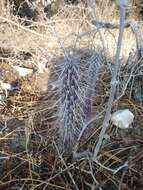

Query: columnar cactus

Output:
[57, 50, 103, 152]
[83, 51, 102, 123]
[58, 55, 83, 150]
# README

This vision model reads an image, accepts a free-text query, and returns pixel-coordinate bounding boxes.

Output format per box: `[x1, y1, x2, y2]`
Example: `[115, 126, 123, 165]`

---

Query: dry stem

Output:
[93, 4, 127, 159]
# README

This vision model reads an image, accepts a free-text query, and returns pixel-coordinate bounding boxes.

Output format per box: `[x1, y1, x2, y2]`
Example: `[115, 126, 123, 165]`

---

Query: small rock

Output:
[12, 65, 34, 77]
[111, 109, 134, 129]
[0, 80, 12, 91]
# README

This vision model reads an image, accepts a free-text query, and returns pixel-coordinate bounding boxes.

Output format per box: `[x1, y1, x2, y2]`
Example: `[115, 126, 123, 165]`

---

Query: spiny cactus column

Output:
[83, 51, 103, 123]
[57, 50, 104, 152]
[58, 56, 84, 151]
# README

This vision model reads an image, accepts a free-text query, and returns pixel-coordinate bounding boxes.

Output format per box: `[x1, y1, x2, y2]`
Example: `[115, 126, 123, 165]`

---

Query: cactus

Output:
[58, 55, 83, 151]
[57, 50, 103, 152]
[82, 51, 103, 123]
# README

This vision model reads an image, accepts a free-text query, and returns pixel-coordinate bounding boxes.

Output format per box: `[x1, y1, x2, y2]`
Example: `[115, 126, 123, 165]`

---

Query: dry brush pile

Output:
[0, 1, 143, 190]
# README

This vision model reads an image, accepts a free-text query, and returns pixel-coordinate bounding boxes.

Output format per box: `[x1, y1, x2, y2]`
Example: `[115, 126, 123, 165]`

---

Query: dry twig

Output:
[93, 1, 127, 159]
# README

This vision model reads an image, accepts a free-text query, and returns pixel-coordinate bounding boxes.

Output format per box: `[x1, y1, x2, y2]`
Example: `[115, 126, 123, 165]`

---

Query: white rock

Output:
[0, 94, 3, 104]
[0, 80, 12, 90]
[0, 94, 5, 105]
[111, 109, 134, 129]
[12, 65, 33, 77]
[0, 80, 13, 97]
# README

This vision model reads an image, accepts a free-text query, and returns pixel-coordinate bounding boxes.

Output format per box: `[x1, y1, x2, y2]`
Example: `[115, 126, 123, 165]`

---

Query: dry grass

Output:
[0, 2, 143, 190]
